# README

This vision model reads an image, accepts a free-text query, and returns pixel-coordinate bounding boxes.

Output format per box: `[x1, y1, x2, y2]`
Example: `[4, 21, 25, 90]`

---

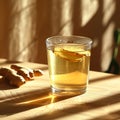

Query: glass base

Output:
[51, 87, 86, 96]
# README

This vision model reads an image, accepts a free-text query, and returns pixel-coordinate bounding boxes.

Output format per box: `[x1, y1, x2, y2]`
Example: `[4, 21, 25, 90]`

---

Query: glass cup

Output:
[46, 36, 92, 95]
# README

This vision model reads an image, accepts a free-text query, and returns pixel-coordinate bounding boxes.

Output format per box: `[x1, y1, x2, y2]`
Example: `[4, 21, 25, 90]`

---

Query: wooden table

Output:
[0, 60, 120, 120]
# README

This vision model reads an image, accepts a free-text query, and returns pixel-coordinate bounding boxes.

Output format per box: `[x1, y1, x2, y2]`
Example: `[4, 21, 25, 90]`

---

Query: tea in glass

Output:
[46, 36, 92, 95]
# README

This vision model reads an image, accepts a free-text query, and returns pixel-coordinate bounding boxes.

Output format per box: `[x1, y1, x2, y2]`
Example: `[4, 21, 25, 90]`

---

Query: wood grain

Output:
[0, 61, 120, 120]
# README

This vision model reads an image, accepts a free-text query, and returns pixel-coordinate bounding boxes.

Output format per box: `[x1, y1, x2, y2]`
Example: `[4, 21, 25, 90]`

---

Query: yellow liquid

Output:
[47, 44, 90, 91]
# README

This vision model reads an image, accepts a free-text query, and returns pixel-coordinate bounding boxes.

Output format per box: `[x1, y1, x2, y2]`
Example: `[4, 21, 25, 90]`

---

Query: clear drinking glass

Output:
[46, 36, 92, 95]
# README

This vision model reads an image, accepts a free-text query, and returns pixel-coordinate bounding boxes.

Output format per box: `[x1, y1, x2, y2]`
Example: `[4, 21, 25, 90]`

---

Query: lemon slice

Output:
[54, 45, 88, 62]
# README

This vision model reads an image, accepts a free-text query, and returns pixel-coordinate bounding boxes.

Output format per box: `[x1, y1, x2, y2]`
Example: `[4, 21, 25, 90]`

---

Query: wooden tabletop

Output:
[0, 60, 120, 120]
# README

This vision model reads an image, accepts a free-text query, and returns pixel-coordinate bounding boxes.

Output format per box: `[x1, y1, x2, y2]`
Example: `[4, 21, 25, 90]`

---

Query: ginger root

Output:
[11, 64, 43, 79]
[0, 64, 44, 87]
[33, 69, 44, 76]
[0, 68, 26, 87]
[11, 64, 34, 80]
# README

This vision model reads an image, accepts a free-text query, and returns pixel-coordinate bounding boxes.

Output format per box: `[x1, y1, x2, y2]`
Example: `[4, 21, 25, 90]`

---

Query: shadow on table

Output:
[0, 86, 120, 120]
[0, 87, 79, 115]
[26, 93, 120, 120]
[0, 87, 50, 114]
[89, 74, 120, 84]
[89, 110, 120, 120]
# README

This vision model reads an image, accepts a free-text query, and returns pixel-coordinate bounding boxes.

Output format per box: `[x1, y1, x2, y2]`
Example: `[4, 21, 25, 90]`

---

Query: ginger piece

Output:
[11, 64, 34, 77]
[0, 68, 26, 87]
[11, 64, 34, 80]
[17, 69, 32, 81]
[33, 69, 44, 76]
[0, 75, 4, 82]
[11, 64, 44, 79]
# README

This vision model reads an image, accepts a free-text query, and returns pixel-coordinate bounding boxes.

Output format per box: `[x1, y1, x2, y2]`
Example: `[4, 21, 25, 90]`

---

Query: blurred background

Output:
[0, 0, 120, 72]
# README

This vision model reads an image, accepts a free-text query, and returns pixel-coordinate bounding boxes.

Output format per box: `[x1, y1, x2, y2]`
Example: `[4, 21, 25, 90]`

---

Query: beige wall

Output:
[0, 0, 120, 72]
[0, 0, 9, 58]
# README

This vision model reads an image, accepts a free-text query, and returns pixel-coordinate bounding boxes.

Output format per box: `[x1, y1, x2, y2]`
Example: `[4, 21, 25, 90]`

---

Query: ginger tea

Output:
[47, 44, 91, 93]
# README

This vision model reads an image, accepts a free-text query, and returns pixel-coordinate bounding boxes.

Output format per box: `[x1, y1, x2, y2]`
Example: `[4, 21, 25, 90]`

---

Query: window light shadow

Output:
[25, 93, 120, 120]
[90, 110, 120, 120]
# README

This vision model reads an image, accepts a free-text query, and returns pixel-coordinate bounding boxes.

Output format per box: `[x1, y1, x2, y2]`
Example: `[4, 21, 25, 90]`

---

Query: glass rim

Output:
[46, 35, 93, 45]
